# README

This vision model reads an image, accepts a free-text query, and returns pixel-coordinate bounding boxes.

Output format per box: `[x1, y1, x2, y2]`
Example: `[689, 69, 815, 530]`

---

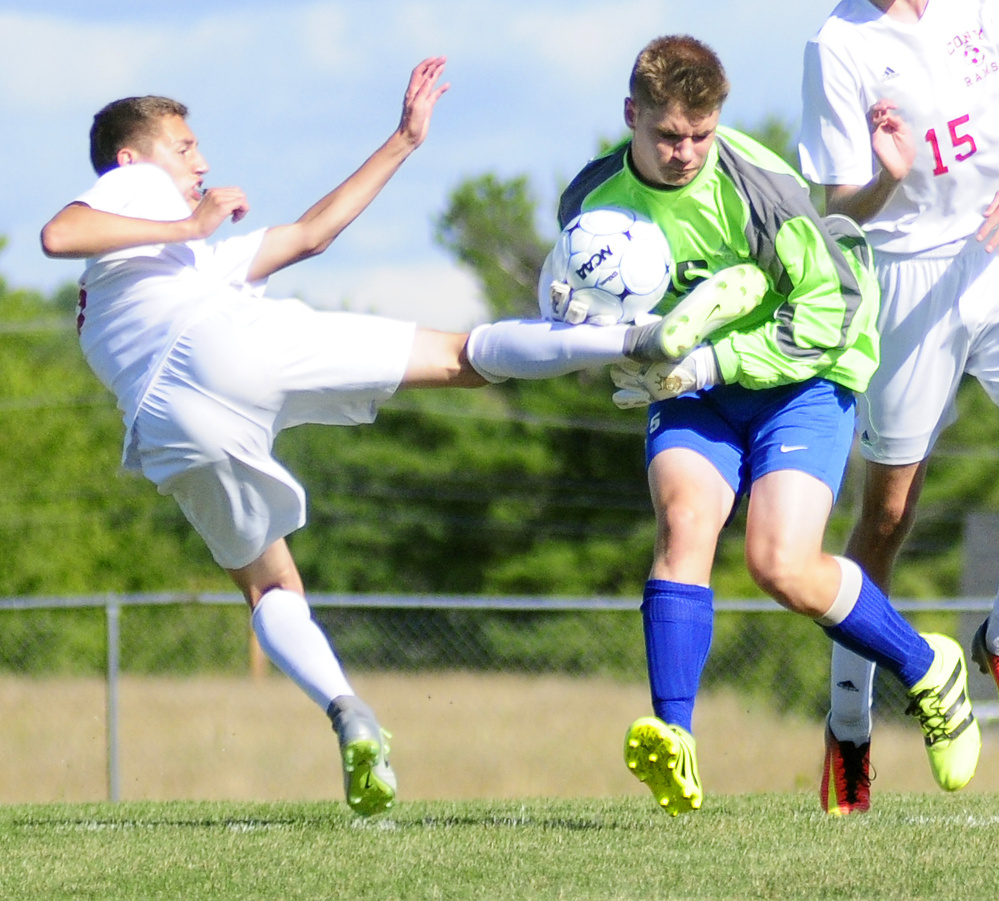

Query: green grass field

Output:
[2, 795, 998, 900]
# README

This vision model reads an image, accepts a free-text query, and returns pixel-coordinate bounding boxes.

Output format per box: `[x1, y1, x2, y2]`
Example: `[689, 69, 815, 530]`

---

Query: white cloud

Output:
[269, 259, 489, 332]
[0, 7, 357, 115]
[508, 0, 668, 84]
[0, 13, 154, 112]
[298, 4, 358, 75]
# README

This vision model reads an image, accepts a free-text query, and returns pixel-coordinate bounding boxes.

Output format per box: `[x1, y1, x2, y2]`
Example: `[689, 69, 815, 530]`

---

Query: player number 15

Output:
[925, 114, 977, 176]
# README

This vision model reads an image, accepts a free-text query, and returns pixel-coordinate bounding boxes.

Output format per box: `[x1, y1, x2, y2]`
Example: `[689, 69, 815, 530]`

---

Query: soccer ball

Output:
[539, 207, 672, 326]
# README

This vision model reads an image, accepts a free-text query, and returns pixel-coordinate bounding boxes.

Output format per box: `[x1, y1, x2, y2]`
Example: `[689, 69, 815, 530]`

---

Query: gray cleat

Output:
[328, 695, 397, 816]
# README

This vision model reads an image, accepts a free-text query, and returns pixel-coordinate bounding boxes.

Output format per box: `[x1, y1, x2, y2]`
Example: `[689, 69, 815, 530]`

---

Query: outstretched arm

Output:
[825, 99, 915, 224]
[40, 187, 249, 258]
[246, 57, 449, 282]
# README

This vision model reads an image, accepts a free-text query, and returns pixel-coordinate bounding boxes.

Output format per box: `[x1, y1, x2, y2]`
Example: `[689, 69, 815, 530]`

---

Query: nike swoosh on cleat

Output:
[779, 444, 808, 453]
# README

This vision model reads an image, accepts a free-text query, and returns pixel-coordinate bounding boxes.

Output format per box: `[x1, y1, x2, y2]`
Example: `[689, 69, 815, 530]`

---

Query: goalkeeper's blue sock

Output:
[642, 579, 714, 732]
[818, 557, 933, 689]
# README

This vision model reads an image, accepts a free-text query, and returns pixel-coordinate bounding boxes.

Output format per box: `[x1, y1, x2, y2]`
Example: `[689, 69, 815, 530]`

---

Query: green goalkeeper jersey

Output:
[558, 126, 880, 393]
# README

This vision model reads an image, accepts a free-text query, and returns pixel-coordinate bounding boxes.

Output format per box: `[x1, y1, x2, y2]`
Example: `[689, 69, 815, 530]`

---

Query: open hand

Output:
[397, 56, 450, 149]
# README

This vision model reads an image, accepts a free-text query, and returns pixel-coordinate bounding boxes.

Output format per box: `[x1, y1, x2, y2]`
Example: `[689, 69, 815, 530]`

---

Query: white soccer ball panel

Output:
[568, 286, 623, 324]
[568, 207, 641, 238]
[550, 236, 572, 279]
[619, 247, 670, 295]
[536, 249, 556, 319]
[566, 239, 628, 293]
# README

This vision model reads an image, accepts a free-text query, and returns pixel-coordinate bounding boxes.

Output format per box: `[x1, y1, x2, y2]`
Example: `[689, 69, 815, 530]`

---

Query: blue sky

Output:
[1, 1, 834, 329]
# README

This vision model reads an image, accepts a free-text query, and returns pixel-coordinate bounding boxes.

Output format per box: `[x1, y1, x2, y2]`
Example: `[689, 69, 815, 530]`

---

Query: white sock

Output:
[821, 558, 873, 743]
[251, 588, 352, 711]
[815, 556, 863, 626]
[466, 319, 629, 382]
[828, 643, 875, 744]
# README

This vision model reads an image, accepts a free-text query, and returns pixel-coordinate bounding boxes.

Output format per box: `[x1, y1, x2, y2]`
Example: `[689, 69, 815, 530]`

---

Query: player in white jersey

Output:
[40, 60, 491, 817]
[798, 0, 999, 814]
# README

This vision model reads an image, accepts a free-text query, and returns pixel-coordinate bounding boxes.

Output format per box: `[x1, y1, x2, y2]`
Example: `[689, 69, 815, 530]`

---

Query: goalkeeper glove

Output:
[610, 345, 720, 409]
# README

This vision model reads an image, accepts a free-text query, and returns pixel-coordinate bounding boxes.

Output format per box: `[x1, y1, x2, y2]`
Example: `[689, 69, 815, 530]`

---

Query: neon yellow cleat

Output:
[624, 263, 768, 362]
[329, 696, 397, 816]
[624, 717, 703, 816]
[656, 263, 768, 359]
[905, 634, 981, 792]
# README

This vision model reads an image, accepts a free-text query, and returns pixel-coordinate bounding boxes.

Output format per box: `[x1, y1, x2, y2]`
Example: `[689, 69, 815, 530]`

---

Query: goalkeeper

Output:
[467, 33, 980, 814]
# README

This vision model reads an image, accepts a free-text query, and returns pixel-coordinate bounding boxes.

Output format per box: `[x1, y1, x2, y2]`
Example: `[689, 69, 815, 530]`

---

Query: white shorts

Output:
[857, 239, 999, 465]
[131, 298, 416, 569]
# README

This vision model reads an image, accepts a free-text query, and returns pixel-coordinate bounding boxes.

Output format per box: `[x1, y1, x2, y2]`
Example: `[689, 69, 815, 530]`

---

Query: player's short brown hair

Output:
[89, 95, 189, 175]
[629, 35, 730, 115]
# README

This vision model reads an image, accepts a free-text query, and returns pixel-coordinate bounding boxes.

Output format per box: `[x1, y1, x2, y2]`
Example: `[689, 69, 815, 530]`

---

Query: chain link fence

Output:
[0, 592, 993, 801]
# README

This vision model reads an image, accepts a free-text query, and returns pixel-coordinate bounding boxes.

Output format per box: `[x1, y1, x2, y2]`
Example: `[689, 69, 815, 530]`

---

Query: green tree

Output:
[0, 270, 226, 596]
[738, 114, 825, 209]
[435, 174, 551, 319]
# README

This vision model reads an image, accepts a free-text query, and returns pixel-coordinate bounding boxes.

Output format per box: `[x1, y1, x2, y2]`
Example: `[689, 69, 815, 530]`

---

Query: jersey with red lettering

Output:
[799, 0, 999, 255]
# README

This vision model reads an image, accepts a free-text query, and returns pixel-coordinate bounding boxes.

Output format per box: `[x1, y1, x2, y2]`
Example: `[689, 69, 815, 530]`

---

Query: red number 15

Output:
[925, 114, 977, 176]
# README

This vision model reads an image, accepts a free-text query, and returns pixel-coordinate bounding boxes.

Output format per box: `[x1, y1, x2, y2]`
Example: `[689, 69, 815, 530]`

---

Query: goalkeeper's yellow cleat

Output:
[905, 634, 981, 792]
[624, 717, 703, 816]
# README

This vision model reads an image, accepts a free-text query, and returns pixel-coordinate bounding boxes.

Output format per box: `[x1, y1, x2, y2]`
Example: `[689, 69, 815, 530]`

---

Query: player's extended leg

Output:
[625, 448, 733, 815]
[229, 541, 396, 816]
[823, 459, 928, 813]
[463, 316, 734, 388]
[745, 470, 980, 792]
[846, 460, 929, 589]
[402, 329, 489, 388]
[464, 319, 634, 383]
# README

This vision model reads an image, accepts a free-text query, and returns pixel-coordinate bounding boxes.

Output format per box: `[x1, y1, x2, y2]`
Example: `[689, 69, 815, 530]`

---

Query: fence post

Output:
[105, 595, 120, 802]
[249, 627, 268, 681]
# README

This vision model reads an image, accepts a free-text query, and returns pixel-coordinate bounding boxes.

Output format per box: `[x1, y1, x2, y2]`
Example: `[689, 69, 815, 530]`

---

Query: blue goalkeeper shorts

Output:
[645, 378, 856, 501]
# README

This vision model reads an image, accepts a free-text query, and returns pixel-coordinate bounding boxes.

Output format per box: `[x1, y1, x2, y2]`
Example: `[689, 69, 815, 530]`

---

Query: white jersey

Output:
[70, 162, 418, 567]
[74, 163, 267, 430]
[799, 0, 999, 255]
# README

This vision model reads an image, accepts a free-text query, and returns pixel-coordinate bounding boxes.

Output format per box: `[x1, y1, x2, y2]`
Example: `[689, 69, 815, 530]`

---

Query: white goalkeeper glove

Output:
[547, 279, 590, 325]
[538, 250, 593, 324]
[610, 345, 721, 409]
